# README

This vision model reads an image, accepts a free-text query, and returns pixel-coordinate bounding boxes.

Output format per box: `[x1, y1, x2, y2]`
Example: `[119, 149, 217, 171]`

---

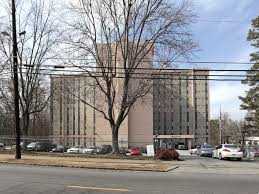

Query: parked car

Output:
[120, 147, 130, 155]
[20, 141, 32, 150]
[130, 147, 141, 156]
[66, 146, 85, 154]
[176, 143, 186, 150]
[96, 145, 112, 154]
[0, 143, 4, 150]
[27, 142, 54, 152]
[38, 142, 55, 152]
[26, 142, 39, 151]
[254, 147, 259, 157]
[212, 144, 243, 160]
[189, 145, 200, 155]
[197, 144, 213, 157]
[4, 146, 12, 150]
[50, 144, 66, 153]
[243, 146, 256, 159]
[82, 147, 97, 154]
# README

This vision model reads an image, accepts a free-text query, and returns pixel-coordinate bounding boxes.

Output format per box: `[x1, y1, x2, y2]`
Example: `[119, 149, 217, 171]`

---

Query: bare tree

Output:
[0, 0, 60, 136]
[65, 0, 196, 153]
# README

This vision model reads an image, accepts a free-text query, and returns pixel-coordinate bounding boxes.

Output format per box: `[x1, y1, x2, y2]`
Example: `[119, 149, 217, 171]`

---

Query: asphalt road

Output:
[0, 158, 259, 194]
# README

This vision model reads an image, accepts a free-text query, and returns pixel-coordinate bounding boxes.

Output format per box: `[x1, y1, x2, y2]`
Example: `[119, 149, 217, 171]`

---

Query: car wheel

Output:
[219, 153, 223, 160]
[237, 158, 242, 161]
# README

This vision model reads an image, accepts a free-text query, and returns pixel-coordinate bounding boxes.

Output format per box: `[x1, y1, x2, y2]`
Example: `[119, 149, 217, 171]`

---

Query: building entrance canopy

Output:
[153, 135, 194, 139]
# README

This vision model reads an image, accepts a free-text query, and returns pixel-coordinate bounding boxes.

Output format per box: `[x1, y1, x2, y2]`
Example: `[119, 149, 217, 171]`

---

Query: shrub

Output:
[155, 148, 180, 161]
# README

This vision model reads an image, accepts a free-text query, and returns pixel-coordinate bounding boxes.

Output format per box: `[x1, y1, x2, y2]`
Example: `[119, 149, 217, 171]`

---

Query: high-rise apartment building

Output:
[50, 69, 210, 149]
[153, 70, 210, 148]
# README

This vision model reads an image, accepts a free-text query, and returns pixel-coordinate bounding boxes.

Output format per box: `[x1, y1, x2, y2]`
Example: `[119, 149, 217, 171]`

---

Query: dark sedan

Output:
[27, 142, 55, 152]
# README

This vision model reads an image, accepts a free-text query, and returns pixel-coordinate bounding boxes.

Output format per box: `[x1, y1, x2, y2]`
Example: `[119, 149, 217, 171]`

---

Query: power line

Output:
[19, 66, 253, 78]
[23, 63, 258, 72]
[18, 62, 256, 72]
[0, 72, 253, 82]
[43, 57, 255, 65]
[2, 62, 259, 82]
[15, 70, 252, 82]
[0, 65, 256, 79]
[0, 66, 249, 77]
[2, 68, 249, 81]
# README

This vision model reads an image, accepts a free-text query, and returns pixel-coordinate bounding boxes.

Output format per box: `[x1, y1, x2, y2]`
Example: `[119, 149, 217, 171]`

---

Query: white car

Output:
[82, 147, 96, 154]
[213, 144, 243, 160]
[66, 146, 84, 154]
[189, 148, 198, 155]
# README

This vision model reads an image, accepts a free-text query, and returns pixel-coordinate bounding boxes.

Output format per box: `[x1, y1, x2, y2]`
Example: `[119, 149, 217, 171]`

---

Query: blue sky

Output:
[183, 0, 259, 120]
[1, 0, 258, 121]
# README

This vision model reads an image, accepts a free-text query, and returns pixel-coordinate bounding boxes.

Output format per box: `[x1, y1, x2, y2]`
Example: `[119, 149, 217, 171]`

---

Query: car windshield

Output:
[224, 145, 238, 149]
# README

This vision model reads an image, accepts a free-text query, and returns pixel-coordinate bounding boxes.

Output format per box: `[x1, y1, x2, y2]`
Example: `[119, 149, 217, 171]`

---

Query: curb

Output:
[165, 165, 179, 172]
[0, 160, 177, 172]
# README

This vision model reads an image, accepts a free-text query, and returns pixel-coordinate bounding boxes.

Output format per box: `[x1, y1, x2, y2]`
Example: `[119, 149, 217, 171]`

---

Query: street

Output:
[0, 157, 259, 194]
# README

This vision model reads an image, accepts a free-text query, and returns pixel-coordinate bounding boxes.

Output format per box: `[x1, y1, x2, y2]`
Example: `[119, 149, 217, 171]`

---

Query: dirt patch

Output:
[0, 154, 178, 172]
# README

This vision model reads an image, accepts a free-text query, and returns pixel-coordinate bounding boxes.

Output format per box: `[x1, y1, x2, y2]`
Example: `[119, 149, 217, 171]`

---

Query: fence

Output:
[0, 135, 190, 151]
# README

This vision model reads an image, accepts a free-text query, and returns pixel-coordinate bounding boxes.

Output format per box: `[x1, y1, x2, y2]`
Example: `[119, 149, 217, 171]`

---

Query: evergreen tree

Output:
[240, 16, 259, 135]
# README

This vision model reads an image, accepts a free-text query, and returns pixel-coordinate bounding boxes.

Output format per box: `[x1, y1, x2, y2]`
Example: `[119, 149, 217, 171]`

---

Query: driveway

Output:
[175, 155, 259, 175]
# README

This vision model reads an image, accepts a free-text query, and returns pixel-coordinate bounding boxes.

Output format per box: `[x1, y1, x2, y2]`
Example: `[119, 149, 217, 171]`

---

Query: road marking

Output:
[67, 185, 131, 192]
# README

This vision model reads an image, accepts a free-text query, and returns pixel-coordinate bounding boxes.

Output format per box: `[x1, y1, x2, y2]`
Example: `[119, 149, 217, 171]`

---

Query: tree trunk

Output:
[22, 113, 30, 137]
[241, 133, 245, 150]
[112, 126, 120, 154]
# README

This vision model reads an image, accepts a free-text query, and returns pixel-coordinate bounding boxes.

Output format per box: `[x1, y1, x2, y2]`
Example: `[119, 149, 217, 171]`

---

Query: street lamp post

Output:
[11, 0, 21, 159]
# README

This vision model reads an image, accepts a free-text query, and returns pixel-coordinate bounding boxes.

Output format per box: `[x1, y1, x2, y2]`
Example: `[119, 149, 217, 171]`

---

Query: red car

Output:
[130, 147, 141, 156]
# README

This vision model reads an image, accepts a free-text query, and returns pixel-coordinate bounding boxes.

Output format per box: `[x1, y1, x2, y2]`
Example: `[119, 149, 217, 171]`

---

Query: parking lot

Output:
[174, 154, 259, 175]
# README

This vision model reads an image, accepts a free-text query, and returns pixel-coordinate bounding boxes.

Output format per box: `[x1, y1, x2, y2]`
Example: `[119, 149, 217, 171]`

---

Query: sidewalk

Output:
[0, 154, 178, 172]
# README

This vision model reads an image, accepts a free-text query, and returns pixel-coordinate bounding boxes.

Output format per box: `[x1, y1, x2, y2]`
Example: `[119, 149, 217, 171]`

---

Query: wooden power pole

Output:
[219, 107, 222, 144]
[11, 0, 21, 159]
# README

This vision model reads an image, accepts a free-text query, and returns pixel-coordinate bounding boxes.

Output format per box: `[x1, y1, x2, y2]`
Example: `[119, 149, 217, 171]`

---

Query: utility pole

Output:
[93, 83, 96, 147]
[11, 0, 21, 159]
[219, 107, 222, 144]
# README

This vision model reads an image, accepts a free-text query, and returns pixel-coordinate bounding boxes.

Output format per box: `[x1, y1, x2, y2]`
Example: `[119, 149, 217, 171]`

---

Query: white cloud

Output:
[210, 82, 246, 104]
[194, 0, 255, 14]
[209, 46, 253, 121]
[210, 81, 248, 120]
[194, 0, 222, 12]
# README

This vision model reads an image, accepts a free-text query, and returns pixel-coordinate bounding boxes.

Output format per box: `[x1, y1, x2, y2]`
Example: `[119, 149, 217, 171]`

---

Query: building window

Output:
[78, 79, 81, 136]
[171, 112, 174, 132]
[164, 112, 166, 135]
[179, 78, 182, 134]
[194, 78, 197, 131]
[157, 111, 160, 132]
[59, 79, 63, 136]
[73, 93, 75, 136]
[66, 106, 69, 136]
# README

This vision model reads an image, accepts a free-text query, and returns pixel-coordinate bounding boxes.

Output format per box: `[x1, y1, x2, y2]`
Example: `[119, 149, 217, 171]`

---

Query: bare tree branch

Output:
[62, 0, 196, 153]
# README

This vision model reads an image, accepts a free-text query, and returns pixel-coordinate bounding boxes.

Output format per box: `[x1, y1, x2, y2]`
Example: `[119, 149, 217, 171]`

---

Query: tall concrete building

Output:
[50, 74, 153, 147]
[153, 70, 210, 148]
[50, 69, 210, 149]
